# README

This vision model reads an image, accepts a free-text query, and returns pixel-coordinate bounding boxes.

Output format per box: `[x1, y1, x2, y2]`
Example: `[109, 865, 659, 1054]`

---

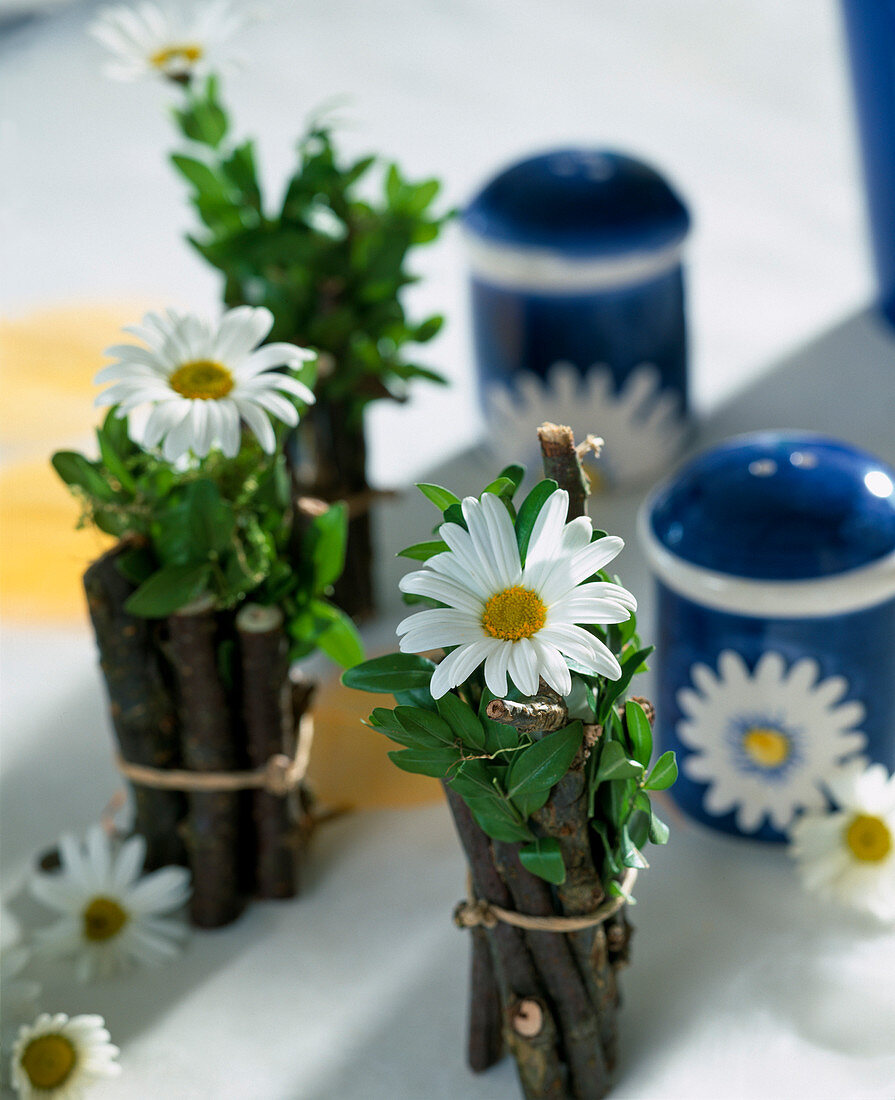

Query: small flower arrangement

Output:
[344, 426, 676, 1099]
[51, 304, 361, 925]
[90, 0, 452, 618]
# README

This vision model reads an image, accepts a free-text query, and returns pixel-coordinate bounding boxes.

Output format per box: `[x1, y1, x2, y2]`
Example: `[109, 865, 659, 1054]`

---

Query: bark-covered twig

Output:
[538, 423, 589, 520]
[493, 842, 610, 1100]
[236, 603, 298, 900]
[168, 595, 244, 928]
[83, 544, 186, 870]
[486, 689, 569, 734]
[443, 785, 567, 1099]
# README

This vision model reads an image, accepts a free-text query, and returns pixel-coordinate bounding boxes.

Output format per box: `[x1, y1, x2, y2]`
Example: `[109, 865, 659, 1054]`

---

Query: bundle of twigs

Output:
[84, 549, 315, 928]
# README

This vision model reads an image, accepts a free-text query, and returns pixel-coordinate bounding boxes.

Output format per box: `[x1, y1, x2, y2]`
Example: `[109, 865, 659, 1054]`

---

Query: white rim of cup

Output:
[636, 500, 895, 618]
[464, 231, 685, 293]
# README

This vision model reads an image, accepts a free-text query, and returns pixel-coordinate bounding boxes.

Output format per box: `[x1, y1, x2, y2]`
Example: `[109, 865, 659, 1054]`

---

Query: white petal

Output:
[429, 640, 500, 699]
[478, 493, 523, 588]
[239, 343, 316, 375]
[213, 306, 273, 363]
[112, 835, 147, 891]
[531, 638, 572, 696]
[566, 535, 625, 584]
[506, 637, 539, 696]
[398, 571, 484, 616]
[233, 397, 276, 453]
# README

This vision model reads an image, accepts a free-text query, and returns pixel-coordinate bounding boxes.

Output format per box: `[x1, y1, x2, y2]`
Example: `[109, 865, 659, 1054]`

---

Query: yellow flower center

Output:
[741, 726, 790, 768]
[168, 359, 234, 400]
[83, 896, 129, 942]
[21, 1034, 76, 1090]
[844, 813, 892, 863]
[149, 44, 204, 70]
[481, 586, 547, 641]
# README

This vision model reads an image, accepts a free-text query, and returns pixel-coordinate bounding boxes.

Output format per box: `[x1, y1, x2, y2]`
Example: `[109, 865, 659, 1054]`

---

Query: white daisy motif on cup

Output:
[397, 488, 636, 699]
[677, 650, 867, 833]
[94, 306, 316, 463]
[11, 1012, 120, 1099]
[789, 760, 895, 921]
[30, 826, 191, 982]
[486, 362, 685, 491]
[90, 1, 249, 83]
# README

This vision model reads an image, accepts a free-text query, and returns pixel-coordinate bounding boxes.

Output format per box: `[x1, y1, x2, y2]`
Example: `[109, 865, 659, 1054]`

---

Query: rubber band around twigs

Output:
[115, 714, 315, 798]
[453, 866, 638, 933]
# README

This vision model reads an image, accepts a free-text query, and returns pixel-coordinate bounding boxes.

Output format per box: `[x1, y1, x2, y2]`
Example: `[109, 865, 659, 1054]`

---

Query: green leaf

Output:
[514, 479, 558, 565]
[449, 758, 503, 802]
[648, 811, 670, 845]
[644, 751, 678, 791]
[625, 700, 653, 767]
[341, 653, 435, 693]
[498, 464, 525, 492]
[123, 562, 212, 618]
[597, 645, 654, 722]
[416, 482, 460, 512]
[608, 879, 637, 905]
[388, 746, 461, 778]
[479, 689, 520, 753]
[187, 480, 234, 553]
[311, 599, 364, 668]
[482, 476, 517, 500]
[506, 722, 583, 801]
[620, 825, 650, 869]
[397, 539, 448, 561]
[442, 502, 466, 529]
[413, 314, 444, 342]
[520, 838, 566, 885]
[96, 428, 135, 493]
[394, 705, 456, 746]
[435, 692, 486, 751]
[305, 502, 348, 591]
[51, 451, 116, 501]
[594, 740, 644, 782]
[170, 153, 228, 197]
[591, 820, 621, 876]
[114, 547, 154, 586]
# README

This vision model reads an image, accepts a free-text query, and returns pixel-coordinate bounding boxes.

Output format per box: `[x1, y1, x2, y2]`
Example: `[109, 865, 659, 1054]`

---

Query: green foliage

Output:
[52, 409, 361, 666]
[169, 80, 451, 423]
[343, 466, 677, 888]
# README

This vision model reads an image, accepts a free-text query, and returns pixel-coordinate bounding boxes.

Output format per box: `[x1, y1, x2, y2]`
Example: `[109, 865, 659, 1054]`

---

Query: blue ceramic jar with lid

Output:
[639, 432, 895, 841]
[465, 149, 691, 489]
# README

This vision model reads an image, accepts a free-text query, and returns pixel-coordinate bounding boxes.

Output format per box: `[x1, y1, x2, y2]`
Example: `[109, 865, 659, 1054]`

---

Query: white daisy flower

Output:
[790, 761, 895, 921]
[486, 362, 686, 492]
[30, 826, 191, 983]
[397, 488, 636, 699]
[90, 1, 249, 83]
[11, 1012, 120, 1099]
[677, 650, 868, 833]
[94, 306, 316, 463]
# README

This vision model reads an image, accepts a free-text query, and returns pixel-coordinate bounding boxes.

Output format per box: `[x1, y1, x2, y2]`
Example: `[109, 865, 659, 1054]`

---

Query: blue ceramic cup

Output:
[841, 1, 895, 326]
[464, 149, 691, 490]
[639, 432, 895, 842]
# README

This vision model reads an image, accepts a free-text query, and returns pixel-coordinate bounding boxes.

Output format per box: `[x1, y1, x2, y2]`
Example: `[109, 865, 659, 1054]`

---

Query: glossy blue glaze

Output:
[463, 149, 690, 257]
[841, 1, 895, 326]
[470, 270, 687, 394]
[466, 149, 692, 475]
[655, 584, 895, 842]
[648, 433, 895, 579]
[643, 432, 895, 842]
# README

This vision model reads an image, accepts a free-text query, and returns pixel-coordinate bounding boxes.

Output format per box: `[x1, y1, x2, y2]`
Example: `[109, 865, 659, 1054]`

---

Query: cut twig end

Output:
[511, 999, 544, 1039]
[235, 603, 284, 633]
